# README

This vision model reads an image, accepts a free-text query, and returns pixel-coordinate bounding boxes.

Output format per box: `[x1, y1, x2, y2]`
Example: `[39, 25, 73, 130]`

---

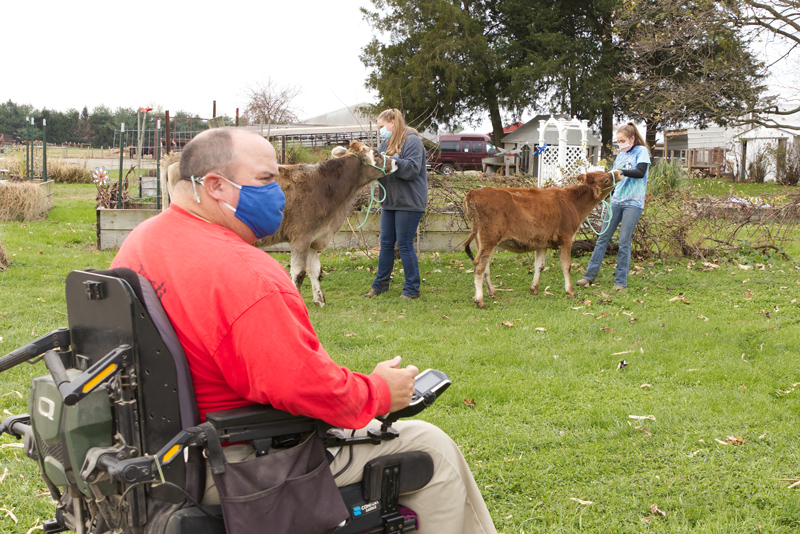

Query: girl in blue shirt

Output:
[577, 122, 651, 290]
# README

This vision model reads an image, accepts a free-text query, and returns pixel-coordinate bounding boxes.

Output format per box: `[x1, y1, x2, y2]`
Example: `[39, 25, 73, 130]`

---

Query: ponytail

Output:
[617, 122, 651, 156]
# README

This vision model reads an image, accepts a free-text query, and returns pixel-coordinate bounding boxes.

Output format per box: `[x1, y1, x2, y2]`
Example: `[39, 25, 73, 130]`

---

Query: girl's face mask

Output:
[617, 137, 633, 152]
[193, 175, 286, 239]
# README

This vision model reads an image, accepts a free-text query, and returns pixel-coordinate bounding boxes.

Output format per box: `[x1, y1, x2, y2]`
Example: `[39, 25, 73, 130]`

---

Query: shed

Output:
[738, 125, 800, 182]
[500, 115, 602, 180]
[662, 111, 800, 180]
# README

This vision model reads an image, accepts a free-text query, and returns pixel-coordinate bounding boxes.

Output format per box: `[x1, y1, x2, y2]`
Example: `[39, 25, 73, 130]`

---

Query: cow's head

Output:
[580, 170, 621, 200]
[331, 141, 398, 176]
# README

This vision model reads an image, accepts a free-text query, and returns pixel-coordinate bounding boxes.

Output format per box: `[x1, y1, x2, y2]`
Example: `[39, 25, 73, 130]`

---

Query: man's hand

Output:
[373, 356, 419, 413]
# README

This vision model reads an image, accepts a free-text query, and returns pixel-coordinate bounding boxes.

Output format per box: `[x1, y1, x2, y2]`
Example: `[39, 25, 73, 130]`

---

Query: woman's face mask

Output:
[617, 137, 633, 152]
[193, 175, 286, 239]
[379, 126, 392, 139]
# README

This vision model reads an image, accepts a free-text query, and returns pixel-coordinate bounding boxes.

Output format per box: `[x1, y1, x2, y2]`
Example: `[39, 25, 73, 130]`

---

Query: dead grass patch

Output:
[0, 181, 49, 221]
[47, 159, 93, 184]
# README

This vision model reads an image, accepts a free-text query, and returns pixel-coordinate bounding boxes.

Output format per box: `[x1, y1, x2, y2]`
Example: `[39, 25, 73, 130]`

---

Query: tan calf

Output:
[464, 171, 621, 308]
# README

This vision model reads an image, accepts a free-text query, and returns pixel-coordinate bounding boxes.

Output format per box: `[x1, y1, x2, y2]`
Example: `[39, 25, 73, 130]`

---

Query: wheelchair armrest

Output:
[205, 405, 321, 444]
[205, 405, 309, 427]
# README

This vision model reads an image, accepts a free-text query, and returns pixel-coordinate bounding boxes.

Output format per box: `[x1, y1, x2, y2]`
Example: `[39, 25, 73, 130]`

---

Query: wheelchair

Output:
[0, 269, 448, 534]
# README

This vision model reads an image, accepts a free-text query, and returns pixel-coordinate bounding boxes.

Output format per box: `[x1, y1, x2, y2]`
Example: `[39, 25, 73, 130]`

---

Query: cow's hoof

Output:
[566, 289, 576, 297]
[475, 300, 486, 309]
[531, 288, 539, 296]
[313, 300, 326, 307]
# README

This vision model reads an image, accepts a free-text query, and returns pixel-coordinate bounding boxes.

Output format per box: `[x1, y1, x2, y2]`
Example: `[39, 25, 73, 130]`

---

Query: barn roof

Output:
[301, 103, 377, 127]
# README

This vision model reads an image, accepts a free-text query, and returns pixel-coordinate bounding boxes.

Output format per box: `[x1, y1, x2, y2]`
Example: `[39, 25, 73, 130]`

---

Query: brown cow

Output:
[161, 141, 396, 307]
[463, 170, 621, 308]
[259, 141, 396, 306]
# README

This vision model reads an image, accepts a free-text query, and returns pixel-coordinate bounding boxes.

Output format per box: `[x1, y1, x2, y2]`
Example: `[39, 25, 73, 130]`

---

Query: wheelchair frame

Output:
[1, 269, 442, 534]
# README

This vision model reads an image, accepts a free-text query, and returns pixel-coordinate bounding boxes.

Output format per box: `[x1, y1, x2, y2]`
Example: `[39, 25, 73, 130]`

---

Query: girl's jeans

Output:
[372, 209, 424, 296]
[582, 204, 643, 287]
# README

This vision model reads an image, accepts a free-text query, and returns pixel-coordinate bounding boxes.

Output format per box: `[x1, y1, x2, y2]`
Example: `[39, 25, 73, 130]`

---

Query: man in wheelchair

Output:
[1, 128, 497, 534]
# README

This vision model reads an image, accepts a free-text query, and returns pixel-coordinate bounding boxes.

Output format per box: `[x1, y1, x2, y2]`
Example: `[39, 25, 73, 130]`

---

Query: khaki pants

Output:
[202, 420, 496, 534]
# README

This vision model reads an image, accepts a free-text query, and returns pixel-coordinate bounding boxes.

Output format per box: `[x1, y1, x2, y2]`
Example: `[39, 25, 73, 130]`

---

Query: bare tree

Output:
[242, 79, 302, 125]
[614, 0, 766, 145]
[729, 0, 800, 129]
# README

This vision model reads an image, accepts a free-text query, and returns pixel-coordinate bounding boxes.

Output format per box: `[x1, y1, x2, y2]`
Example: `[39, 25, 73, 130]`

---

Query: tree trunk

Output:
[488, 100, 504, 147]
[600, 104, 613, 158]
[645, 118, 658, 151]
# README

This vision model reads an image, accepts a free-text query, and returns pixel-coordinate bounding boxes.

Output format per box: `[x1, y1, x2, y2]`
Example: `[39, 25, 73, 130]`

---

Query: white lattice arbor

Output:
[536, 116, 596, 186]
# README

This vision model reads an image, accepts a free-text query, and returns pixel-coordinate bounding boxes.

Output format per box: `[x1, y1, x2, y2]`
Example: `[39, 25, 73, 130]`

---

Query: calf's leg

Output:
[289, 243, 309, 292]
[483, 263, 497, 298]
[306, 249, 326, 307]
[472, 241, 496, 309]
[530, 248, 547, 295]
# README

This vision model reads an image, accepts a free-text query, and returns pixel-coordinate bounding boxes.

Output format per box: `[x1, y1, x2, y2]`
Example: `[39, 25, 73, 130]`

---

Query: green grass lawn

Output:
[1, 184, 800, 533]
[688, 176, 796, 199]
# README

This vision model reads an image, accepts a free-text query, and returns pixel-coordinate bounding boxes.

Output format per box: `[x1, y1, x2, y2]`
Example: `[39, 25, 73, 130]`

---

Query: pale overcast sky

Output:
[3, 1, 378, 121]
[4, 1, 797, 129]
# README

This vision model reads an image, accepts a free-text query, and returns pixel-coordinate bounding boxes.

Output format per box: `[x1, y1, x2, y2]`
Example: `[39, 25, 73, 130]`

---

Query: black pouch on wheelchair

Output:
[206, 426, 349, 534]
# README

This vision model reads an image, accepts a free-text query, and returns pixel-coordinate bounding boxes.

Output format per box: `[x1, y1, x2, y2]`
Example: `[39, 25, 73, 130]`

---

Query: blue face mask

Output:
[193, 175, 286, 239]
[379, 126, 392, 139]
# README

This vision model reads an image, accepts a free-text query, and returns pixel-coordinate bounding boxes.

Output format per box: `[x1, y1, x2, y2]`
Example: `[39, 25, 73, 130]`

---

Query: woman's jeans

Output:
[582, 204, 643, 287]
[372, 209, 424, 296]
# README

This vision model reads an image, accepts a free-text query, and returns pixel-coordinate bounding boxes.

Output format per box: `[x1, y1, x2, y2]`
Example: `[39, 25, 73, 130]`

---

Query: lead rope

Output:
[586, 198, 613, 236]
[585, 175, 620, 236]
[351, 152, 389, 230]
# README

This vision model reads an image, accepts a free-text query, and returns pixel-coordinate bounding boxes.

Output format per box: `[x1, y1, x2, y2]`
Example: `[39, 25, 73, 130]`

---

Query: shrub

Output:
[0, 181, 49, 221]
[747, 146, 769, 183]
[777, 142, 800, 186]
[285, 144, 329, 164]
[647, 158, 688, 196]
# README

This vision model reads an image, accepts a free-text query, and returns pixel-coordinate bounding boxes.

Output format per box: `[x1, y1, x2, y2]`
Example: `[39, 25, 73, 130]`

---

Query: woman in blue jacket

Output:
[363, 108, 428, 299]
[577, 122, 651, 291]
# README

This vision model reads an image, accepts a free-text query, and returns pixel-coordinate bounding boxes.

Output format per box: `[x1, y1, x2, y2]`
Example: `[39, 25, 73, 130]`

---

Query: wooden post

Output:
[740, 140, 747, 182]
[777, 138, 787, 183]
[165, 110, 171, 154]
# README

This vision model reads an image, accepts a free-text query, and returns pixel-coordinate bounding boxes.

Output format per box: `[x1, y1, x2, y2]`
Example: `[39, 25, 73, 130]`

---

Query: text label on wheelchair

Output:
[352, 501, 380, 517]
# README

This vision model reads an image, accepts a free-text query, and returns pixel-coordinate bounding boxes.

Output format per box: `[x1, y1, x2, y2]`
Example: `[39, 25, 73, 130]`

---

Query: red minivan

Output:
[428, 134, 497, 175]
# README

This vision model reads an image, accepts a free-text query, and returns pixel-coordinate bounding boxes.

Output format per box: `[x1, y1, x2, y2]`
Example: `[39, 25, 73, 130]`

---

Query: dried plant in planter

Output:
[94, 166, 134, 209]
[0, 181, 48, 221]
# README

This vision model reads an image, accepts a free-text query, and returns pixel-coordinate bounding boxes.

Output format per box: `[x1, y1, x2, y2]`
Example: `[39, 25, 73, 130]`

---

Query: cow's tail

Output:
[463, 193, 477, 261]
[464, 231, 477, 261]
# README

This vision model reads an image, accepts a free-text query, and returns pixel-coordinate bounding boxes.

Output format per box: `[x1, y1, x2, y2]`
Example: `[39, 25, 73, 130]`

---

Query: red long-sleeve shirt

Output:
[111, 204, 390, 427]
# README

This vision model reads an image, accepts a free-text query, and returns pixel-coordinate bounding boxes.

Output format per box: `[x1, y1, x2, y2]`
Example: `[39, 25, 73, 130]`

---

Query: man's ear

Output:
[199, 174, 227, 200]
